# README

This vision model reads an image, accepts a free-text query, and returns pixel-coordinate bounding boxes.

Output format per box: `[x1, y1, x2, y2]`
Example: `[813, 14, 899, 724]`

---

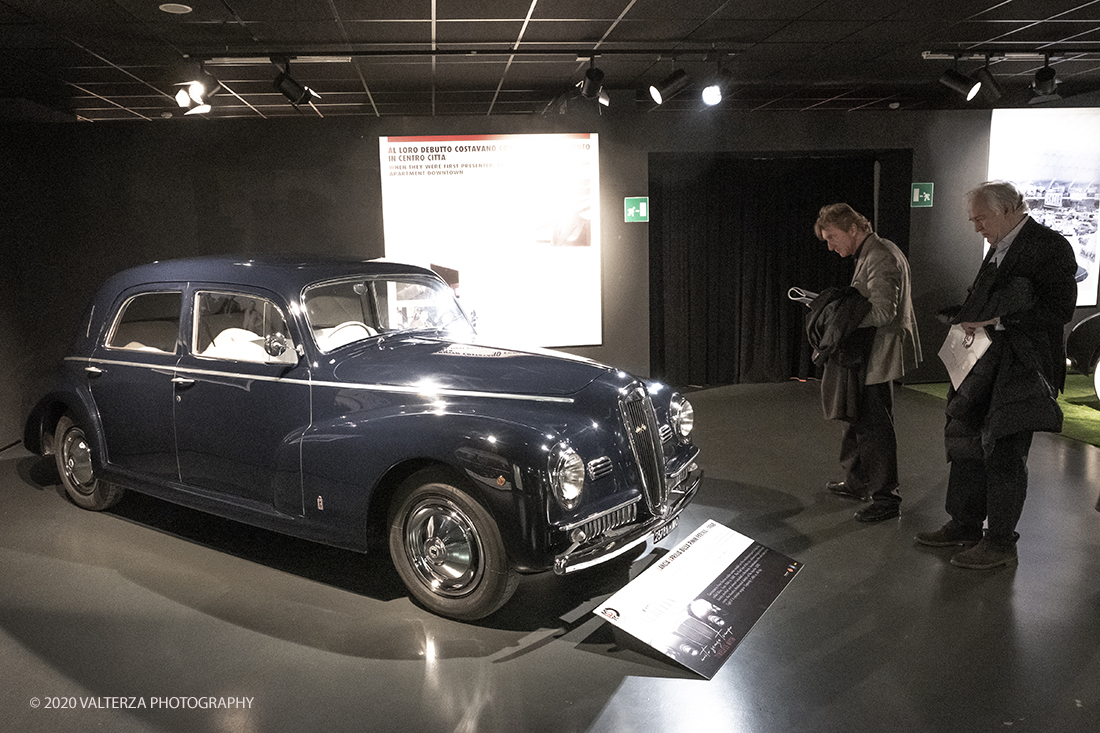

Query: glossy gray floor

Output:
[2, 381, 1099, 733]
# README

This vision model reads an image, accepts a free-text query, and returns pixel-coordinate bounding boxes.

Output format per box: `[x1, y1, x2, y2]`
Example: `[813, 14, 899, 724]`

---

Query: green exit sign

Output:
[911, 182, 934, 208]
[625, 197, 649, 222]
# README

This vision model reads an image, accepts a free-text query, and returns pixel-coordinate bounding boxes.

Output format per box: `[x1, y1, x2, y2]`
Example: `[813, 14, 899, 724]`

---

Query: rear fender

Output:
[24, 390, 101, 458]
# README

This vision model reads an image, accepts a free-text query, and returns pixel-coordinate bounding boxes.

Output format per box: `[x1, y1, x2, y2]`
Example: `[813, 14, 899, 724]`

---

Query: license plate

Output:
[651, 516, 678, 543]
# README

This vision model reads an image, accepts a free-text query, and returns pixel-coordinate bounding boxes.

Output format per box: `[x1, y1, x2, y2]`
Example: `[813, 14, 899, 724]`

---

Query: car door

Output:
[173, 287, 311, 512]
[86, 287, 183, 482]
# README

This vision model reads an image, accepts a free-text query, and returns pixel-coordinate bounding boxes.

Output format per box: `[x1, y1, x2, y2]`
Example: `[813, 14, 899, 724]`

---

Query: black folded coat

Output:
[805, 286, 875, 421]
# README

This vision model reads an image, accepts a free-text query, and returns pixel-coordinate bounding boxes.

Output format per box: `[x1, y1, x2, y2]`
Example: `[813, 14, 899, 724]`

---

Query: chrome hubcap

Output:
[62, 429, 95, 494]
[404, 496, 483, 598]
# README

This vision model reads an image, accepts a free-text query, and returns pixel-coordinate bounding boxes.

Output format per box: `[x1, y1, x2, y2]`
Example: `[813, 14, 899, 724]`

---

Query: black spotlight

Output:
[649, 68, 689, 105]
[974, 66, 1003, 101]
[580, 66, 604, 99]
[939, 68, 981, 101]
[1033, 64, 1057, 96]
[274, 71, 320, 106]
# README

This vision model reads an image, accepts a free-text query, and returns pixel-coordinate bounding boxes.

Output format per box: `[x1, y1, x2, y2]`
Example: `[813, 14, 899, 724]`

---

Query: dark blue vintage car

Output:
[24, 256, 702, 620]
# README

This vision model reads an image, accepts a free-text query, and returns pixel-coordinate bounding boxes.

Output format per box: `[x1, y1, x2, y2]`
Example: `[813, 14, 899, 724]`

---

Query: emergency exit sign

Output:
[625, 197, 649, 222]
[911, 182, 934, 208]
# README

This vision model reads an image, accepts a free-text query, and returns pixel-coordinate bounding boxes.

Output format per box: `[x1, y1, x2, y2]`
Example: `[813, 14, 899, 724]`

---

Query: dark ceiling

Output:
[3, 0, 1100, 122]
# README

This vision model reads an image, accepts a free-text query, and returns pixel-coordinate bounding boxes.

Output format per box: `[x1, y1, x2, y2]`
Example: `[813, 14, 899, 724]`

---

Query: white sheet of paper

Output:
[938, 323, 992, 390]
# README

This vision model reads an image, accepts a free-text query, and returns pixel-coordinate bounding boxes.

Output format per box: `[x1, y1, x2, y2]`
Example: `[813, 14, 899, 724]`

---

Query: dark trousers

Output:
[839, 380, 900, 504]
[946, 430, 1033, 544]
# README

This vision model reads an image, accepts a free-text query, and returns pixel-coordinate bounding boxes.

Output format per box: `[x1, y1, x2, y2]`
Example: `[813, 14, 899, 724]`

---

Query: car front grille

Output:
[569, 500, 639, 540]
[619, 386, 668, 516]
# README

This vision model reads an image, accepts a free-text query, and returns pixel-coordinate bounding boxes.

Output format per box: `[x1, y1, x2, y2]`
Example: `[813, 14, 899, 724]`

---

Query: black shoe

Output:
[826, 481, 867, 501]
[855, 501, 900, 522]
[915, 521, 983, 547]
[950, 538, 1018, 569]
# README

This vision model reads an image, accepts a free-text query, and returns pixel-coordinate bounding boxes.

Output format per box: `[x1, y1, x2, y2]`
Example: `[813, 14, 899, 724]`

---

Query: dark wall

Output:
[4, 108, 1088, 447]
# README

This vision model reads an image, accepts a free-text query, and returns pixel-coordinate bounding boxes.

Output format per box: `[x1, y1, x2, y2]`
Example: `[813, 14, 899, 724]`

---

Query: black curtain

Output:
[650, 151, 912, 389]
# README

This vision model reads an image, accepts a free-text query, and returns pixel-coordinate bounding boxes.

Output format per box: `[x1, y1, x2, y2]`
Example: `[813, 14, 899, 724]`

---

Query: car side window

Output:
[193, 291, 297, 364]
[106, 291, 182, 353]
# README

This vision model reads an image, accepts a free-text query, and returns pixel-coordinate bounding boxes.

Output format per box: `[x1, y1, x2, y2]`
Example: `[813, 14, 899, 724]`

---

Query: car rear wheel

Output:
[388, 469, 518, 621]
[53, 415, 123, 511]
[1094, 354, 1100, 403]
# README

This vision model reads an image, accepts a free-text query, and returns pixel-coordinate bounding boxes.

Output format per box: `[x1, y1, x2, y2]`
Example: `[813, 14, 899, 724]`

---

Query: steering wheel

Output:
[324, 321, 376, 349]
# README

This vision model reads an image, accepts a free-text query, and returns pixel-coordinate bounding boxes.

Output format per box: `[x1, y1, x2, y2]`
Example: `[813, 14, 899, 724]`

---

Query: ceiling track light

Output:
[650, 68, 689, 105]
[1033, 57, 1058, 96]
[974, 63, 1002, 101]
[580, 58, 604, 99]
[939, 67, 981, 101]
[701, 58, 733, 107]
[174, 66, 220, 115]
[272, 58, 321, 107]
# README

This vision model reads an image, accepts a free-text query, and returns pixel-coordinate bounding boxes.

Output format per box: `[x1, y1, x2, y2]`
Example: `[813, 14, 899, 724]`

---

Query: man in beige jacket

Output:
[815, 203, 922, 522]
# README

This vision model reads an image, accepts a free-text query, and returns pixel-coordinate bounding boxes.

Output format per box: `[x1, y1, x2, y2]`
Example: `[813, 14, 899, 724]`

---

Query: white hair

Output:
[966, 180, 1028, 215]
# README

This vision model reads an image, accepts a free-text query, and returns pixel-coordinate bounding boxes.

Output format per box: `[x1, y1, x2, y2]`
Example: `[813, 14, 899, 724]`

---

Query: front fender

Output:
[299, 405, 560, 566]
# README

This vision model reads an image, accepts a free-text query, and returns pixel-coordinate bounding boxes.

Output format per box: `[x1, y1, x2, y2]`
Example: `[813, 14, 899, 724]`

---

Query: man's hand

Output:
[959, 319, 998, 337]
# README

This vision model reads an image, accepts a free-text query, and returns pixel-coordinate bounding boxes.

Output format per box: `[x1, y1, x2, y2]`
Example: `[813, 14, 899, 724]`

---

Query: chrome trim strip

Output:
[304, 378, 574, 403]
[64, 356, 575, 403]
[67, 357, 176, 374]
[560, 533, 651, 573]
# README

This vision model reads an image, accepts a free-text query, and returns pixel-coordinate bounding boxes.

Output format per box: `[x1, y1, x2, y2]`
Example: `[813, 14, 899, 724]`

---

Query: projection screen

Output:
[379, 133, 601, 347]
[989, 109, 1100, 307]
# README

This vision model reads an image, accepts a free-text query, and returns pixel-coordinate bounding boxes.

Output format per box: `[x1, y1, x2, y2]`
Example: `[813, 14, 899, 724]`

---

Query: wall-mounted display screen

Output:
[989, 109, 1100, 307]
[379, 133, 601, 347]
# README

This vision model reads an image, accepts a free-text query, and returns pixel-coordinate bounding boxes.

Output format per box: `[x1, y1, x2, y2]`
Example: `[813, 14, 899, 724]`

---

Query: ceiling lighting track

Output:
[206, 56, 353, 66]
[922, 47, 1100, 62]
[194, 47, 740, 65]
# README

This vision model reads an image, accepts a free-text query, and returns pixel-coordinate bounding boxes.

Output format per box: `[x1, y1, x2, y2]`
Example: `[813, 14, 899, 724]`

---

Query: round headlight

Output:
[550, 444, 585, 510]
[670, 393, 694, 439]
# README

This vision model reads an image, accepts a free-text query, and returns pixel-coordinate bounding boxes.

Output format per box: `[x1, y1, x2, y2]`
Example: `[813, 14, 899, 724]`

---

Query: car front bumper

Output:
[552, 463, 703, 575]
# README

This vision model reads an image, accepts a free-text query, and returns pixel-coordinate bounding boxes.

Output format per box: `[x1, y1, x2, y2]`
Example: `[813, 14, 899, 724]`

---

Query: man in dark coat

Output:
[916, 181, 1078, 569]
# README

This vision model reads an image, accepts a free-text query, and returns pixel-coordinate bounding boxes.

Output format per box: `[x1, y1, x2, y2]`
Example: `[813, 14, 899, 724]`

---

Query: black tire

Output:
[53, 415, 124, 511]
[1094, 354, 1100, 403]
[388, 468, 518, 621]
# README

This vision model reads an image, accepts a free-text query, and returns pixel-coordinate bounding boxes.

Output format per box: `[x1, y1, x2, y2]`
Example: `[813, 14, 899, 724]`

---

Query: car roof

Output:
[98, 255, 442, 296]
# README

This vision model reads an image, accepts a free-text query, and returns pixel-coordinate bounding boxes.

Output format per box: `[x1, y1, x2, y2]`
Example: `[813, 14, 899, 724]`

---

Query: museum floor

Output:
[2, 380, 1099, 733]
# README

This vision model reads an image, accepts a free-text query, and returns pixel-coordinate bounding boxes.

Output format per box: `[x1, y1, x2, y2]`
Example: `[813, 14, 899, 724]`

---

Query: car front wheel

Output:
[388, 469, 518, 621]
[53, 415, 123, 511]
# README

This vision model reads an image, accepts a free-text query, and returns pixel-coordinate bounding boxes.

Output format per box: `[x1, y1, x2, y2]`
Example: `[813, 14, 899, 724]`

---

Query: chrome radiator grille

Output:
[619, 386, 668, 514]
[571, 501, 638, 539]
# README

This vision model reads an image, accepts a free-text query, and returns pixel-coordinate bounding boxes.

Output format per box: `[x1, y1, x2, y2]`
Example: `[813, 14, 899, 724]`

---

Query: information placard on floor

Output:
[596, 519, 802, 679]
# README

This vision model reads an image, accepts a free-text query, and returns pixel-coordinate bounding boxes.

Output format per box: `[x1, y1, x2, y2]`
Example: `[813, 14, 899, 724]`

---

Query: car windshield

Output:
[303, 275, 473, 352]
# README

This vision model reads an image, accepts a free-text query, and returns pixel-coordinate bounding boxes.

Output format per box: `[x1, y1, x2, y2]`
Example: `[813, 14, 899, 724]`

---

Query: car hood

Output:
[329, 336, 613, 397]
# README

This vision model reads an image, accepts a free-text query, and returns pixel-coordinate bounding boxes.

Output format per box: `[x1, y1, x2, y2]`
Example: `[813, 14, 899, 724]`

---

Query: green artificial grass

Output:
[905, 373, 1100, 448]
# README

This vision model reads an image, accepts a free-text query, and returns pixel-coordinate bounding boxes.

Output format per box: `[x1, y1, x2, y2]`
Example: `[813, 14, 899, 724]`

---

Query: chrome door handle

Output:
[171, 377, 196, 387]
[84, 366, 104, 376]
